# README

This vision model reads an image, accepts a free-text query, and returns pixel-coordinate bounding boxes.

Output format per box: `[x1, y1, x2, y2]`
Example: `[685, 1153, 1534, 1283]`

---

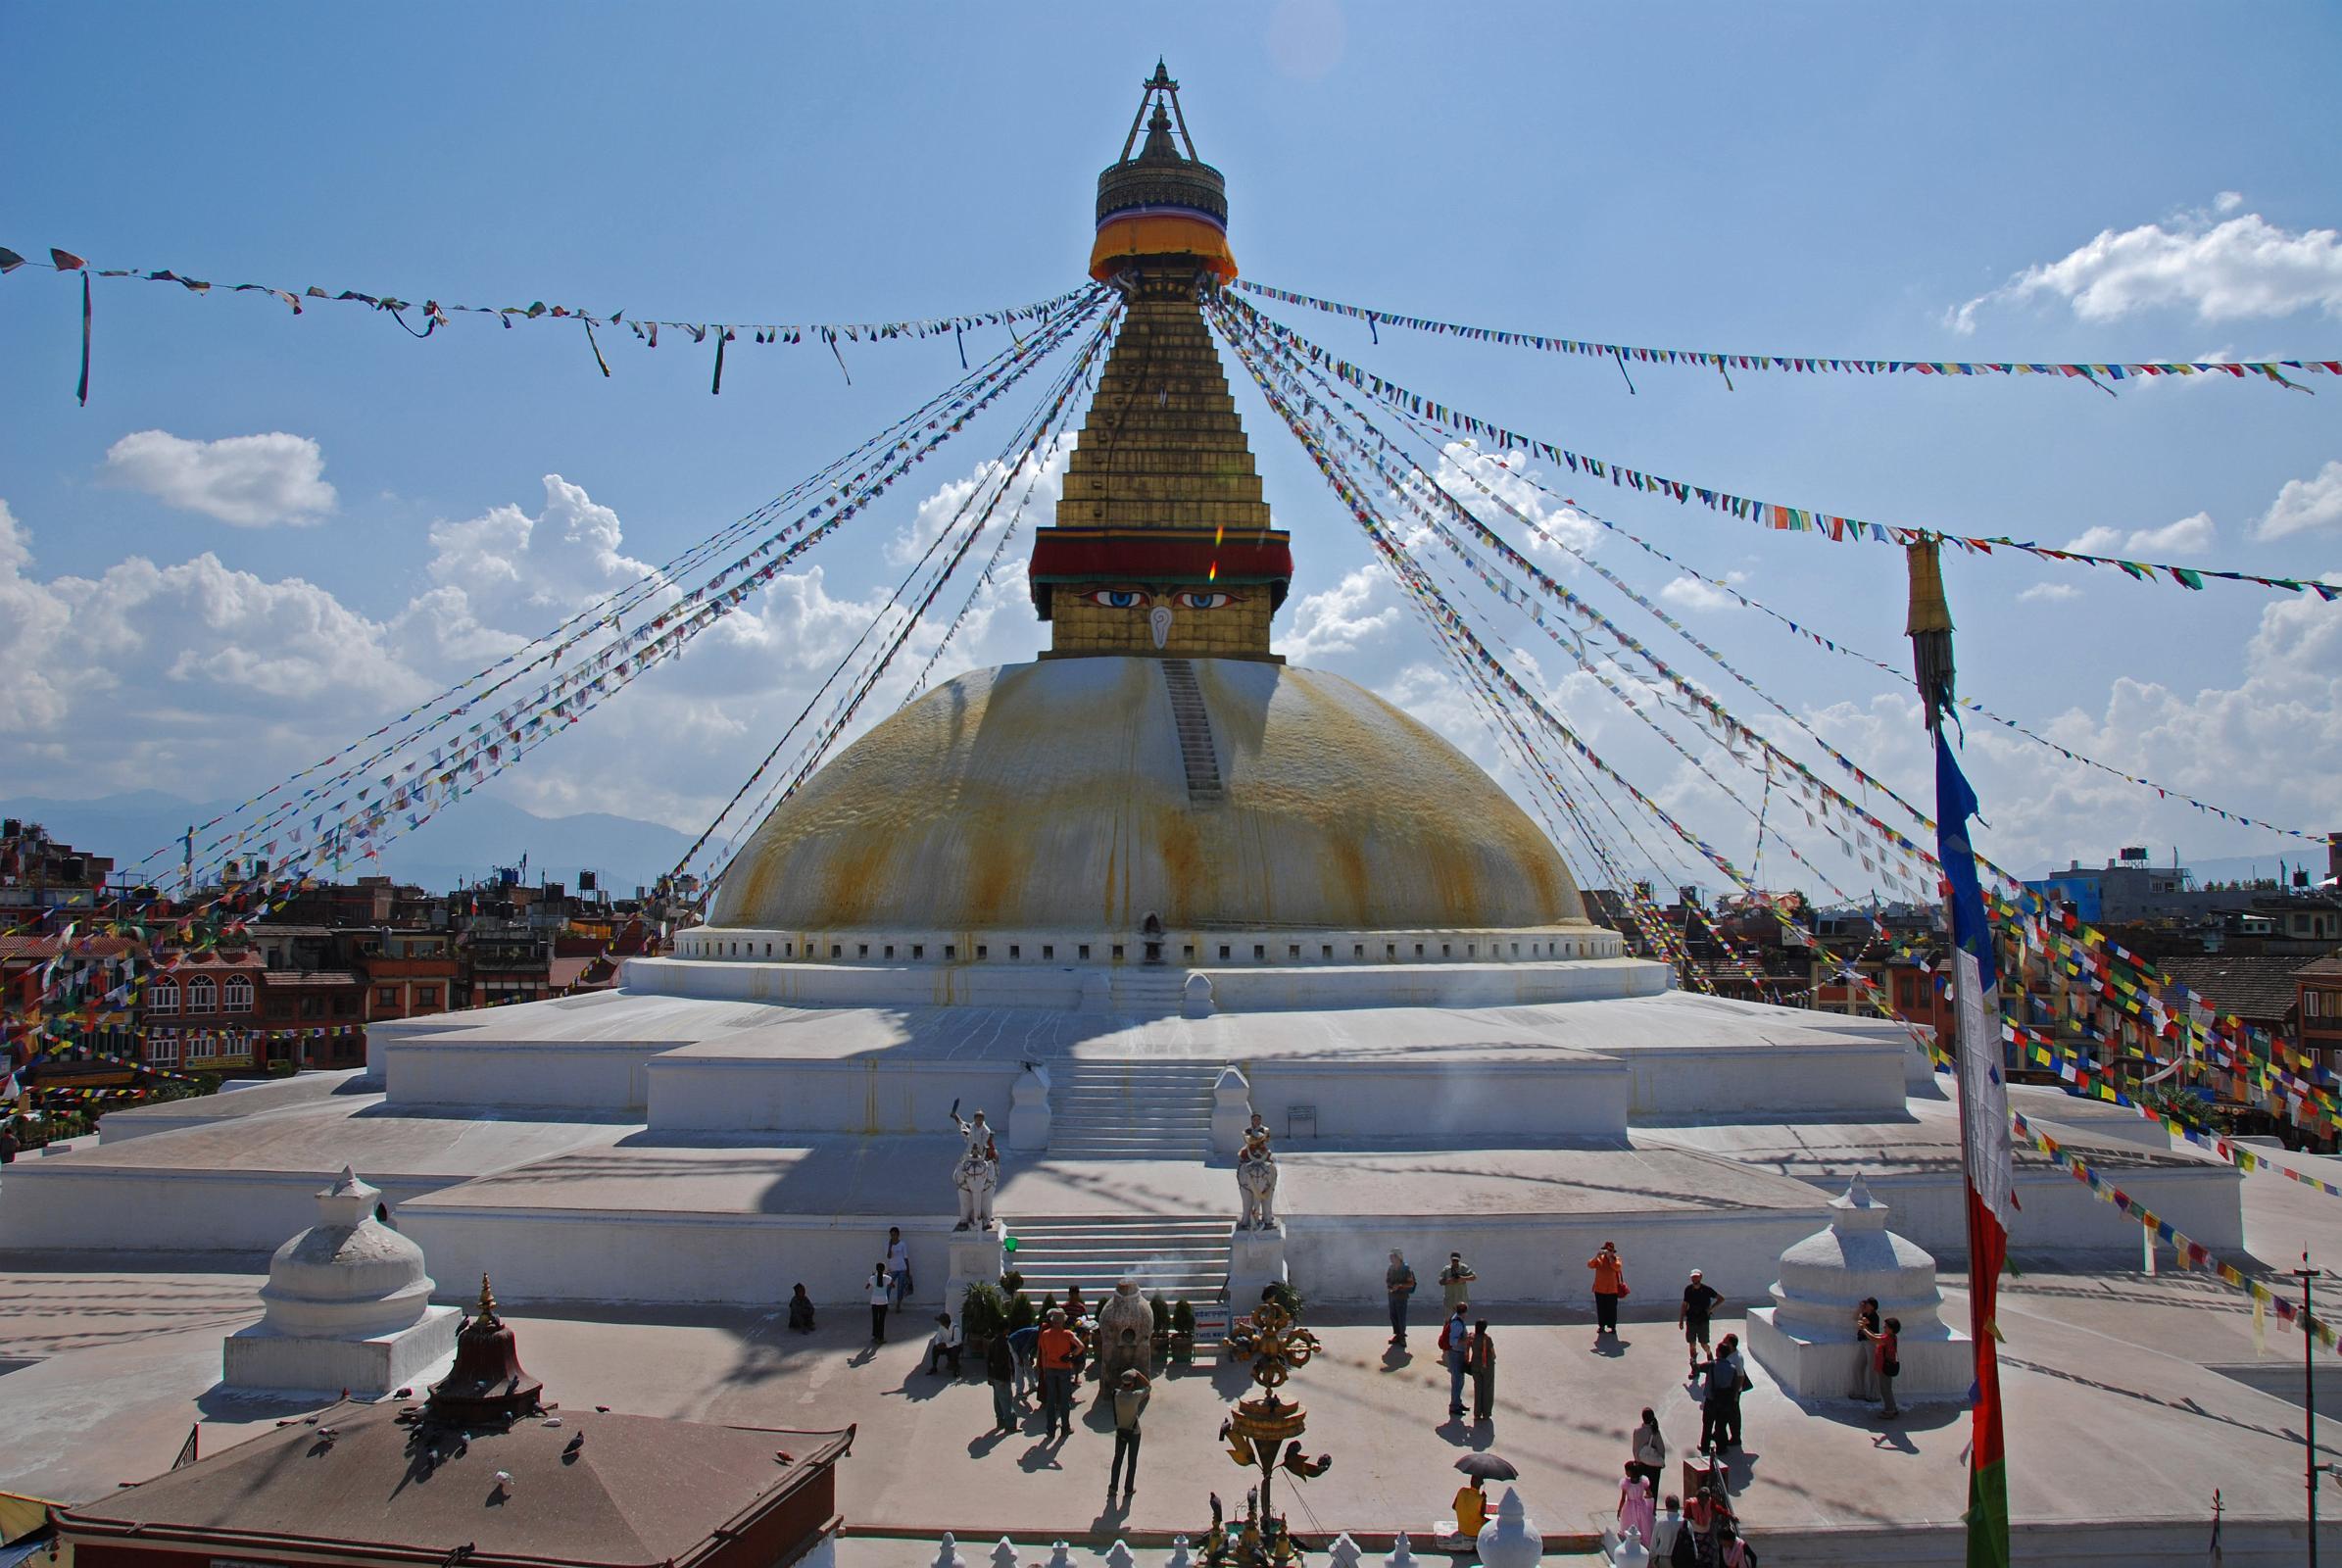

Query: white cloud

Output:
[2259, 460, 2342, 541]
[2064, 513, 2215, 557]
[1283, 566, 1399, 662]
[102, 430, 336, 527]
[1951, 204, 2342, 332]
[2018, 581, 2081, 604]
[1658, 571, 1748, 612]
[2215, 191, 2246, 215]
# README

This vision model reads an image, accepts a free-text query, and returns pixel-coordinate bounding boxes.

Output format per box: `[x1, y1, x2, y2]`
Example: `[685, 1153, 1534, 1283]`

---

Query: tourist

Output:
[1037, 1308, 1080, 1441]
[1714, 1518, 1758, 1567]
[885, 1226, 911, 1307]
[1006, 1320, 1042, 1408]
[1853, 1297, 1882, 1401]
[1450, 1475, 1488, 1540]
[1439, 1251, 1478, 1312]
[1063, 1283, 1089, 1322]
[1711, 1332, 1749, 1450]
[787, 1283, 816, 1334]
[1587, 1240, 1628, 1339]
[1629, 1406, 1667, 1494]
[925, 1312, 962, 1375]
[1692, 1352, 1725, 1454]
[1107, 1366, 1149, 1503]
[1650, 1494, 1684, 1563]
[1865, 1314, 1902, 1419]
[985, 1323, 1018, 1433]
[867, 1263, 892, 1344]
[1438, 1301, 1472, 1418]
[1468, 1319, 1496, 1422]
[1617, 1463, 1657, 1551]
[1386, 1250, 1418, 1347]
[1680, 1268, 1721, 1363]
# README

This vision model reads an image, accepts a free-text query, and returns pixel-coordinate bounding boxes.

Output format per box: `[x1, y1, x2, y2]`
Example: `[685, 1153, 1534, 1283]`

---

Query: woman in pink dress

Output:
[1616, 1462, 1657, 1547]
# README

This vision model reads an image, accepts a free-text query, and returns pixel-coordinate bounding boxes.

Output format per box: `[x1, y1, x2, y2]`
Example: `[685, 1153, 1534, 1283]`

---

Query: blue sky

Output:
[3, 2, 2338, 895]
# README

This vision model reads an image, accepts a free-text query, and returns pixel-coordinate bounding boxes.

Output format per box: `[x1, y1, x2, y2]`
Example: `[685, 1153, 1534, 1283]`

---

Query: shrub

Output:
[960, 1281, 1008, 1341]
[1171, 1298, 1195, 1338]
[1006, 1292, 1038, 1333]
[1000, 1268, 1025, 1295]
[1150, 1293, 1171, 1336]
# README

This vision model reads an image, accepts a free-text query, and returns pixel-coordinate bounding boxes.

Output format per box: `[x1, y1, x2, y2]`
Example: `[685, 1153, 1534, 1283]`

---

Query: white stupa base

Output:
[222, 1302, 459, 1396]
[1228, 1223, 1287, 1306]
[1745, 1305, 1972, 1404]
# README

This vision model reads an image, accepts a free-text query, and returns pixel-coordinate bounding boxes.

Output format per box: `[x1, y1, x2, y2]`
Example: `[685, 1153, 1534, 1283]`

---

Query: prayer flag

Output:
[1936, 730, 2013, 1568]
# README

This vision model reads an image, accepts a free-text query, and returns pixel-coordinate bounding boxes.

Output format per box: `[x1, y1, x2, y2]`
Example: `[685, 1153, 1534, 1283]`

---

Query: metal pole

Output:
[2297, 1255, 2323, 1568]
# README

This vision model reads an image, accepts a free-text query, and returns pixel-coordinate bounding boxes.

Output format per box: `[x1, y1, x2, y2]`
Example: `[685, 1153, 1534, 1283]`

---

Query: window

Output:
[1414, 944, 1425, 958]
[1353, 944, 1364, 958]
[416, 987, 437, 1006]
[1111, 945, 1123, 959]
[1008, 945, 1020, 959]
[377, 987, 399, 1008]
[1387, 944, 1396, 958]
[858, 945, 869, 959]
[785, 943, 794, 957]
[334, 996, 357, 1016]
[1078, 945, 1091, 960]
[2313, 991, 2325, 1020]
[150, 979, 178, 1014]
[1184, 945, 1195, 960]
[975, 946, 987, 958]
[188, 1032, 217, 1061]
[1220, 945, 1232, 960]
[224, 977, 253, 1012]
[1042, 945, 1054, 959]
[145, 1030, 178, 1065]
[911, 945, 923, 959]
[1289, 945, 1300, 959]
[1511, 943, 1520, 956]
[1441, 944, 1452, 958]
[831, 945, 842, 958]
[884, 945, 896, 959]
[1321, 945, 1333, 959]
[1253, 945, 1266, 961]
[187, 976, 217, 1013]
[764, 943, 772, 956]
[944, 945, 955, 959]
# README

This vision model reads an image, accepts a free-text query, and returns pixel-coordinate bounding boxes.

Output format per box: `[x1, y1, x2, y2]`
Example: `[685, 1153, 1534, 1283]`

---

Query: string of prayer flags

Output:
[1236, 277, 2337, 394]
[1224, 295, 2339, 603]
[0, 242, 1092, 400]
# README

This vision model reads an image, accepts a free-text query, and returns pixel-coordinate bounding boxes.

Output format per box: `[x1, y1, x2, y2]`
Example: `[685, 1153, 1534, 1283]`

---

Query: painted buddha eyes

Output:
[1082, 588, 1242, 610]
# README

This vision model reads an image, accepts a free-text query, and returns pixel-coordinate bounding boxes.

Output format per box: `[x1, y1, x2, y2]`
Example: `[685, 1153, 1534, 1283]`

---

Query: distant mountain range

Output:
[1, 789, 699, 897]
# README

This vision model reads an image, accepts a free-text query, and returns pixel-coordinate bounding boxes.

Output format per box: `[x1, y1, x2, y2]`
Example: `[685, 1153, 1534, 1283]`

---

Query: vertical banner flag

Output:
[1937, 732, 2014, 1568]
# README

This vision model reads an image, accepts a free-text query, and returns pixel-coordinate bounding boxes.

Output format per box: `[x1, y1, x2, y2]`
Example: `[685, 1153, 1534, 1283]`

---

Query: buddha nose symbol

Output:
[1148, 605, 1174, 649]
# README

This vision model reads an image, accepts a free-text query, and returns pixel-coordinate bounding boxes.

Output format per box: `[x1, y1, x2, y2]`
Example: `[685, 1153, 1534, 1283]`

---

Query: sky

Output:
[2, 2, 2339, 901]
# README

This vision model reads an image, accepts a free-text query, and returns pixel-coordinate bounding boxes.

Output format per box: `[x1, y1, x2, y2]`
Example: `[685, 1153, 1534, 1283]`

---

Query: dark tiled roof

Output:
[2294, 954, 2342, 980]
[2158, 955, 2305, 1024]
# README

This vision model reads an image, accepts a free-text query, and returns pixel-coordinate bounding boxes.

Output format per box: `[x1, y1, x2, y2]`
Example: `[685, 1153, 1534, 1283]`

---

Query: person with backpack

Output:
[1107, 1367, 1149, 1504]
[1711, 1332, 1751, 1450]
[1863, 1313, 1902, 1419]
[1438, 1301, 1472, 1419]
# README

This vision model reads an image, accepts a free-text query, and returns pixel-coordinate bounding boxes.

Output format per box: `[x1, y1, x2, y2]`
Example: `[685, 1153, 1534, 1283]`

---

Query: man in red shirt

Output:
[1037, 1308, 1081, 1441]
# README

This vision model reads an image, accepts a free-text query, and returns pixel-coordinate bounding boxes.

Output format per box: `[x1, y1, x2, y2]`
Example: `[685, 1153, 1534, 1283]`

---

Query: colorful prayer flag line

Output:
[1236, 277, 2336, 393]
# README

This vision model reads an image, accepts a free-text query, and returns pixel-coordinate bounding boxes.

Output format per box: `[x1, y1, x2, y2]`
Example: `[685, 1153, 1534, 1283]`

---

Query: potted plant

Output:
[959, 1281, 1007, 1365]
[1169, 1297, 1195, 1365]
[1000, 1268, 1025, 1296]
[1036, 1291, 1058, 1321]
[1149, 1292, 1172, 1362]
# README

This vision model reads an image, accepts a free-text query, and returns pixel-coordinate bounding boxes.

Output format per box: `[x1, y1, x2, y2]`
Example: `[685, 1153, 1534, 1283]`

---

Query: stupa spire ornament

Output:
[1203, 1299, 1333, 1566]
[1033, 67, 1291, 662]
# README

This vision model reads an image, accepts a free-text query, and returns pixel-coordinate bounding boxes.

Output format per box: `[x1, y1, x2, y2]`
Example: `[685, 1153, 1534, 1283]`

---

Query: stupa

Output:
[0, 68, 2244, 1317]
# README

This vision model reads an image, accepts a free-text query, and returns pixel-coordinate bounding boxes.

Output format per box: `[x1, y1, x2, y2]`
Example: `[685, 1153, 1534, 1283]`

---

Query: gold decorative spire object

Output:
[1032, 67, 1291, 662]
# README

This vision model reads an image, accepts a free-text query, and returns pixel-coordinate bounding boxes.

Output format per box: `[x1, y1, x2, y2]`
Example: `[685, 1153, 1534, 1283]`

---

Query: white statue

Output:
[951, 1106, 1000, 1231]
[1236, 1129, 1279, 1231]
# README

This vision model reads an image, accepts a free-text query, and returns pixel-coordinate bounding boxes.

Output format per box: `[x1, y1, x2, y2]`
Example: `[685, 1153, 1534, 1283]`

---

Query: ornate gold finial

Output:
[476, 1273, 498, 1319]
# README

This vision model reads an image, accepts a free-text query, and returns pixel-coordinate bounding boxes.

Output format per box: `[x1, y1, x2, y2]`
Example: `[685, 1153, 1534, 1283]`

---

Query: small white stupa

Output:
[221, 1165, 459, 1395]
[1744, 1173, 1972, 1404]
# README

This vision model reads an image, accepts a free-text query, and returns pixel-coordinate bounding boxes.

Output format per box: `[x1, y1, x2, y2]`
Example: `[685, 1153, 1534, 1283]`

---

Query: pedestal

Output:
[1009, 1064, 1052, 1152]
[1228, 1223, 1287, 1307]
[1211, 1066, 1251, 1156]
[944, 1222, 1005, 1324]
[1745, 1306, 1972, 1403]
[223, 1303, 459, 1396]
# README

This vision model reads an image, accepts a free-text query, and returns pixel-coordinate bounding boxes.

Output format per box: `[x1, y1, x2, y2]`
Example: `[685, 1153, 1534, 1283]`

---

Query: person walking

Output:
[884, 1226, 912, 1307]
[1439, 1302, 1472, 1419]
[1468, 1319, 1497, 1423]
[1865, 1314, 1902, 1419]
[1629, 1406, 1667, 1494]
[1037, 1308, 1080, 1441]
[985, 1323, 1018, 1433]
[1617, 1464, 1657, 1550]
[866, 1263, 892, 1344]
[1711, 1332, 1749, 1450]
[1107, 1367, 1149, 1504]
[1586, 1240, 1628, 1339]
[1679, 1269, 1721, 1365]
[1386, 1250, 1418, 1347]
[1439, 1251, 1478, 1313]
[786, 1282, 816, 1334]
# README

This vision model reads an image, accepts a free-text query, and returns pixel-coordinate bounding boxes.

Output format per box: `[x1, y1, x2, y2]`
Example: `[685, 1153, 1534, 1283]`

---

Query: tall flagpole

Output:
[1907, 536, 2014, 1568]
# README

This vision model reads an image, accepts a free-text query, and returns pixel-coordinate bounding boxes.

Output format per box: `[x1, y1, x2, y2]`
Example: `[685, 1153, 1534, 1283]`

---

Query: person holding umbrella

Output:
[1449, 1452, 1517, 1543]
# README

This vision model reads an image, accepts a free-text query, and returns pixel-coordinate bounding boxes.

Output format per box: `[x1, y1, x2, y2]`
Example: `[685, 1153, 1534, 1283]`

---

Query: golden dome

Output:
[710, 656, 1591, 935]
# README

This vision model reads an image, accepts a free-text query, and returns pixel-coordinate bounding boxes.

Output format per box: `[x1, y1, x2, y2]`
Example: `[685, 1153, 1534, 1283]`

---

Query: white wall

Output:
[648, 1057, 1027, 1136]
[386, 1038, 660, 1112]
[1239, 1059, 1629, 1142]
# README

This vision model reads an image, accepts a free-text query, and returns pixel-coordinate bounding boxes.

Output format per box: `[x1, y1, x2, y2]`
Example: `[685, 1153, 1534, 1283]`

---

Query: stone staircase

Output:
[1046, 1058, 1219, 1159]
[1159, 659, 1223, 805]
[1108, 966, 1188, 1014]
[1004, 1214, 1230, 1300]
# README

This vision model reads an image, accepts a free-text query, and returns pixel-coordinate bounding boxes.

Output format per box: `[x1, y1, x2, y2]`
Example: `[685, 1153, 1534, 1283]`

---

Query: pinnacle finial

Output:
[476, 1272, 498, 1318]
